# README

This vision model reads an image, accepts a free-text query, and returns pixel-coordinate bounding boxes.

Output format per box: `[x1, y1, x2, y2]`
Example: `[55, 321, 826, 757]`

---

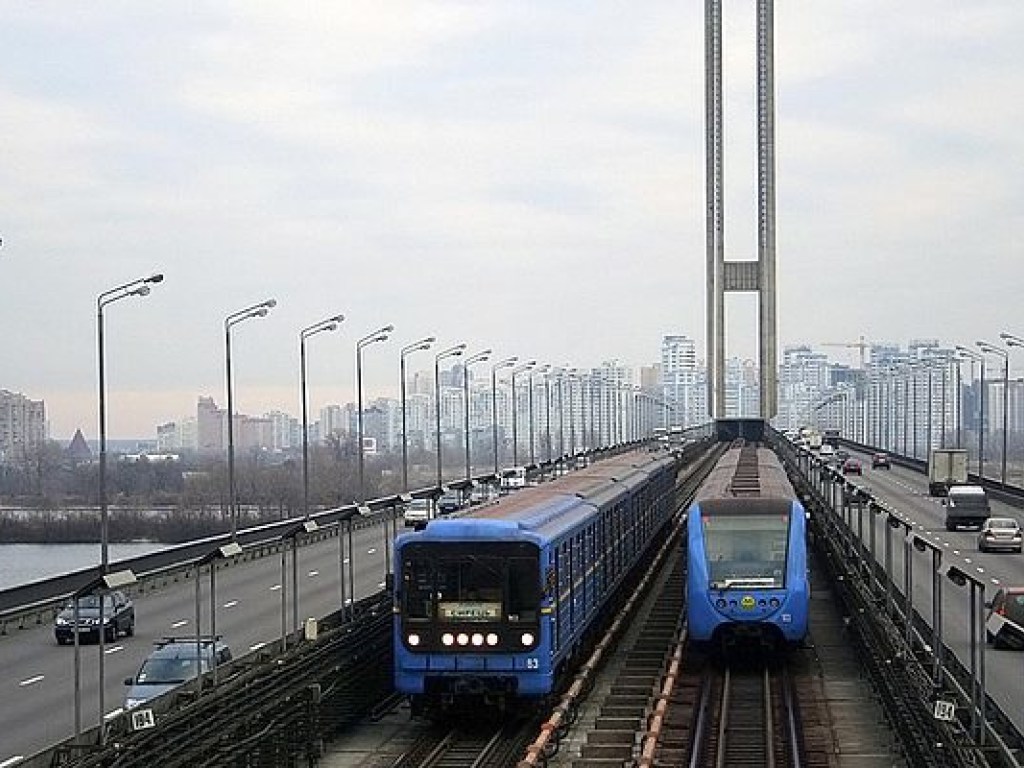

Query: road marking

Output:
[378, 581, 386, 589]
[223, 600, 238, 609]
[269, 584, 282, 592]
[367, 547, 377, 555]
[343, 557, 350, 565]
[249, 642, 266, 651]
[104, 708, 122, 721]
[18, 675, 44, 687]
[171, 620, 188, 629]
[308, 570, 319, 578]
[104, 645, 124, 655]
[976, 567, 985, 574]
[344, 597, 352, 606]
[1, 756, 25, 767]
[993, 578, 1001, 585]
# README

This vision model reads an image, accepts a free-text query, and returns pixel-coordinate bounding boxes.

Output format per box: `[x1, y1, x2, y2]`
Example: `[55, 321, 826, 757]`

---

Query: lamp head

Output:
[264, 299, 277, 309]
[424, 336, 437, 344]
[324, 322, 338, 332]
[255, 307, 269, 318]
[146, 273, 164, 284]
[329, 314, 346, 324]
[133, 285, 151, 297]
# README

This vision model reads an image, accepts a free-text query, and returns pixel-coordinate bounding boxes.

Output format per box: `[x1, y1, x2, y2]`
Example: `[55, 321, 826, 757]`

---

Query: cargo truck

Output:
[928, 448, 968, 496]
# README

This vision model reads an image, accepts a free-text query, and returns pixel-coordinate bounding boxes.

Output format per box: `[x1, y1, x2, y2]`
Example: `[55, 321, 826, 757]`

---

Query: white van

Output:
[500, 466, 527, 491]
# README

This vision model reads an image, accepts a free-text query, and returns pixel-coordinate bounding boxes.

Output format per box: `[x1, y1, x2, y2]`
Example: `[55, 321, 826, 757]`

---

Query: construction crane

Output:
[821, 336, 873, 369]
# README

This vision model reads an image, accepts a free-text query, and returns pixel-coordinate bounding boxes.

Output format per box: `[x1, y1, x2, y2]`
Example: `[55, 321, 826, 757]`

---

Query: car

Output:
[986, 588, 1024, 649]
[54, 590, 135, 644]
[841, 458, 862, 475]
[403, 498, 432, 527]
[468, 486, 498, 505]
[871, 452, 891, 469]
[124, 637, 232, 709]
[978, 517, 1023, 554]
[437, 491, 463, 515]
[818, 444, 836, 464]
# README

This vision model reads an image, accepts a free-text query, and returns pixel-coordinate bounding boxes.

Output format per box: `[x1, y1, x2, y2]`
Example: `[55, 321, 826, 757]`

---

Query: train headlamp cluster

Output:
[435, 632, 502, 647]
[714, 597, 782, 610]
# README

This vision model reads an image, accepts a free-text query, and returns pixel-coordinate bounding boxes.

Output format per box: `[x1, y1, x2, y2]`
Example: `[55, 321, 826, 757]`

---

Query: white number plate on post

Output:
[131, 709, 156, 731]
[933, 700, 956, 722]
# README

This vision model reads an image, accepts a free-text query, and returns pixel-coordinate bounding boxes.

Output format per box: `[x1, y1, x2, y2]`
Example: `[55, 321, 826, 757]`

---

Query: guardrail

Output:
[0, 441, 651, 636]
[770, 429, 1024, 767]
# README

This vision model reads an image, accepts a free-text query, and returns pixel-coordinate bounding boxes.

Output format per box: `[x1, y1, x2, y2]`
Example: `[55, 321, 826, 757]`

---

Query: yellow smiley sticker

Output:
[740, 595, 756, 610]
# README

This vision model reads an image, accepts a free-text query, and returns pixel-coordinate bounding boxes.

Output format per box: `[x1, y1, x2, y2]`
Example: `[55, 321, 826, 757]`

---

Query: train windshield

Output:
[401, 542, 541, 624]
[702, 513, 790, 589]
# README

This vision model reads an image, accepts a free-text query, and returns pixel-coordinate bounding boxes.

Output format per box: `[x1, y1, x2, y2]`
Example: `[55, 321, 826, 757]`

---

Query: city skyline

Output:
[3, 4, 1022, 438]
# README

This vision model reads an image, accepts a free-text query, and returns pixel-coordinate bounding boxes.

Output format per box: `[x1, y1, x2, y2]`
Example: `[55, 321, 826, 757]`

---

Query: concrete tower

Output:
[705, 0, 777, 418]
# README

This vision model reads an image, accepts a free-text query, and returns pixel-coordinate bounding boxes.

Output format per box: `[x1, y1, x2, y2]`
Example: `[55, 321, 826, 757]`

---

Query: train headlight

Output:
[457, 633, 469, 646]
[520, 632, 535, 646]
[486, 633, 499, 646]
[471, 633, 484, 647]
[441, 633, 455, 646]
[407, 633, 421, 646]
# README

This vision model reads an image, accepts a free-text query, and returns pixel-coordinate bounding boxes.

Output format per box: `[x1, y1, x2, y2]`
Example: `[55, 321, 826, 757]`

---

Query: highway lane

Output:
[823, 451, 1024, 735]
[0, 516, 397, 762]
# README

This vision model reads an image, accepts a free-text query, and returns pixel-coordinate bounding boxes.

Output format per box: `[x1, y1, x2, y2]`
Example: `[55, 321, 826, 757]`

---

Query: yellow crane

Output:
[821, 336, 873, 369]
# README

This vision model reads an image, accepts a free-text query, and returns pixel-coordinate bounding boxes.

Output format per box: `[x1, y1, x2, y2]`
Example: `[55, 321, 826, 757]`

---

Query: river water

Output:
[0, 542, 170, 591]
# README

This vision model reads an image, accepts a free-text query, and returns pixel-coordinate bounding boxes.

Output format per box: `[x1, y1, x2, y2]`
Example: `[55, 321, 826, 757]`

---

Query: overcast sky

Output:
[2, 2, 1022, 439]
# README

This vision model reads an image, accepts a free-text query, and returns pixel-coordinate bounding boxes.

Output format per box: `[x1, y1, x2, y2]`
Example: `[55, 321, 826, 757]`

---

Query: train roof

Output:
[399, 449, 676, 545]
[693, 444, 795, 504]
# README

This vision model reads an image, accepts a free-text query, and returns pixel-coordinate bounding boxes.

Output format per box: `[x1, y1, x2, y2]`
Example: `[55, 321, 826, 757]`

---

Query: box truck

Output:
[928, 448, 968, 496]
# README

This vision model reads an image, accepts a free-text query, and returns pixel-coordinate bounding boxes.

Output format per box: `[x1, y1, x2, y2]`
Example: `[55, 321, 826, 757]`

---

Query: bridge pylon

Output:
[705, 0, 777, 419]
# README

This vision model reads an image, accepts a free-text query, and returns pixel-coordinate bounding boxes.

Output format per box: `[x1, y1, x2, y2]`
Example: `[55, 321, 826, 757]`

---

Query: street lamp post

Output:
[957, 346, 985, 477]
[300, 315, 344, 519]
[1001, 332, 1024, 486]
[491, 356, 518, 475]
[225, 298, 277, 540]
[529, 364, 551, 466]
[357, 325, 394, 502]
[400, 336, 436, 492]
[978, 340, 1009, 486]
[435, 344, 467, 487]
[97, 273, 163, 571]
[510, 361, 535, 467]
[462, 349, 492, 481]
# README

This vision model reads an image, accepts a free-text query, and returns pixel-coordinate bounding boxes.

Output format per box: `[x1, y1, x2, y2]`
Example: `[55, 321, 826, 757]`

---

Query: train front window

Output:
[400, 542, 540, 624]
[703, 513, 789, 589]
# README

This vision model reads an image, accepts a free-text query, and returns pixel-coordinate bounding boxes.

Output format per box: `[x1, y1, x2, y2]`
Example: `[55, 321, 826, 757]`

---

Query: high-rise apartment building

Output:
[0, 389, 46, 463]
[661, 336, 707, 427]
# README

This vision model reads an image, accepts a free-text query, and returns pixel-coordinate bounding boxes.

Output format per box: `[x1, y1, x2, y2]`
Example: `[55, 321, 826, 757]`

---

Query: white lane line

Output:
[1, 756, 25, 768]
[367, 548, 377, 555]
[976, 567, 985, 574]
[18, 675, 44, 687]
[104, 708, 122, 721]
[378, 581, 386, 589]
[171, 620, 188, 629]
[249, 642, 267, 651]
[993, 578, 1002, 585]
[223, 600, 238, 609]
[269, 584, 282, 592]
[343, 557, 350, 565]
[104, 645, 124, 655]
[308, 570, 319, 578]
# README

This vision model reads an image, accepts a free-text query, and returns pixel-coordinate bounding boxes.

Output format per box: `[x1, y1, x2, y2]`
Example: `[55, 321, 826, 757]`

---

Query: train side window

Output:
[507, 557, 540, 622]
[402, 559, 433, 620]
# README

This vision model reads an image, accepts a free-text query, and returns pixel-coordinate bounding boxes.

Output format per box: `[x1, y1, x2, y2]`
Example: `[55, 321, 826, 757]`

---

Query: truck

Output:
[928, 448, 968, 496]
[823, 428, 841, 447]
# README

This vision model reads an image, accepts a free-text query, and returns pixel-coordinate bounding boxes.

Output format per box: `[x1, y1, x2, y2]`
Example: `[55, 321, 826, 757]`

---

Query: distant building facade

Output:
[0, 389, 46, 463]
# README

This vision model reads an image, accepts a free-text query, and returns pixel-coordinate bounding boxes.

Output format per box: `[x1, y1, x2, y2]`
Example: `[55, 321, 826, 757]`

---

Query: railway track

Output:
[688, 662, 800, 768]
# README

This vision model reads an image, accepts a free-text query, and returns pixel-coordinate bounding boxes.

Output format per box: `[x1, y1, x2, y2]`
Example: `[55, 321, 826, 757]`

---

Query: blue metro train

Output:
[686, 443, 808, 647]
[393, 449, 678, 712]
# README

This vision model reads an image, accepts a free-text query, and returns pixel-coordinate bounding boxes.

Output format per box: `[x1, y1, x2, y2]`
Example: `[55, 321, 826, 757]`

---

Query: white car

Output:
[978, 518, 1023, 553]
[403, 498, 432, 527]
